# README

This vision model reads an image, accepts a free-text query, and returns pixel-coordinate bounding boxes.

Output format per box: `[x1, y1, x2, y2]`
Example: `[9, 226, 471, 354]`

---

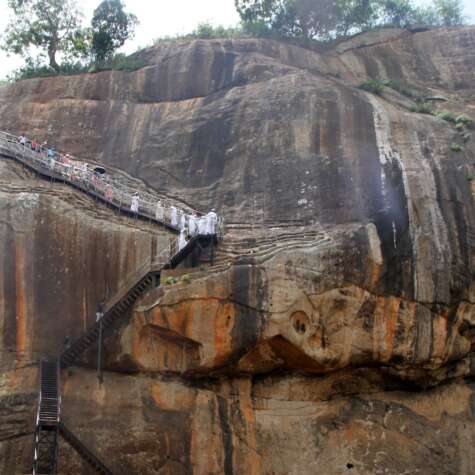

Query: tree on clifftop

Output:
[433, 0, 465, 26]
[235, 0, 467, 40]
[2, 0, 85, 71]
[235, 0, 379, 40]
[91, 0, 138, 62]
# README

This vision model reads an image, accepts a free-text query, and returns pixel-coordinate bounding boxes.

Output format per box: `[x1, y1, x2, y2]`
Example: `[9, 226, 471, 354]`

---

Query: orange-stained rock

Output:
[0, 27, 474, 475]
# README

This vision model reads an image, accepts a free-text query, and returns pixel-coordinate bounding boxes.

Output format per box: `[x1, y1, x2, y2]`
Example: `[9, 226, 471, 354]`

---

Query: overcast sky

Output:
[0, 0, 474, 79]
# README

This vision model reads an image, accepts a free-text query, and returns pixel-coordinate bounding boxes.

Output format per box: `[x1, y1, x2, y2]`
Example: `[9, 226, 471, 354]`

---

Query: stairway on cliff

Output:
[60, 271, 156, 368]
[30, 231, 217, 475]
[60, 234, 216, 368]
[0, 131, 213, 234]
[33, 360, 60, 475]
[2, 131, 221, 474]
[59, 423, 114, 475]
[33, 359, 114, 474]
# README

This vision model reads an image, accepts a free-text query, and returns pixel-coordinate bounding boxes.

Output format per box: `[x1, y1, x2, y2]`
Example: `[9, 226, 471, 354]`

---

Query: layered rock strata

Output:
[0, 27, 474, 474]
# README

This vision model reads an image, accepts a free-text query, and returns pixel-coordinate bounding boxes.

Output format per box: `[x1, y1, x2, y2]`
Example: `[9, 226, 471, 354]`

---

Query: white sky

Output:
[0, 0, 474, 80]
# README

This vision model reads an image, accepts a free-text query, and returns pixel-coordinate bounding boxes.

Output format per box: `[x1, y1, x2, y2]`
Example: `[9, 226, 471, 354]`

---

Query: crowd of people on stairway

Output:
[11, 132, 220, 254]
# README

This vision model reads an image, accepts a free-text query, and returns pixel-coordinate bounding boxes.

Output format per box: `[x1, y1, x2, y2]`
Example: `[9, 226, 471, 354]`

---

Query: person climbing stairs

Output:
[1, 129, 222, 474]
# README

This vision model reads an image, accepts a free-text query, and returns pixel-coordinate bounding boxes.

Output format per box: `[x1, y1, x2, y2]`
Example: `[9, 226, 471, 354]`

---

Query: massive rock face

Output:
[0, 27, 474, 474]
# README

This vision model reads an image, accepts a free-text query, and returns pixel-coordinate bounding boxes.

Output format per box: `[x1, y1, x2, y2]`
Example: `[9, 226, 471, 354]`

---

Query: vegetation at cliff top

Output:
[235, 0, 467, 41]
[151, 23, 247, 45]
[0, 0, 470, 82]
[2, 0, 138, 80]
[3, 0, 86, 72]
[91, 0, 138, 62]
[5, 53, 146, 82]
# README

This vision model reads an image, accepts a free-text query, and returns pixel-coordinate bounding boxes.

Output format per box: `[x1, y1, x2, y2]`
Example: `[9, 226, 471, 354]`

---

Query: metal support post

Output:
[97, 319, 103, 383]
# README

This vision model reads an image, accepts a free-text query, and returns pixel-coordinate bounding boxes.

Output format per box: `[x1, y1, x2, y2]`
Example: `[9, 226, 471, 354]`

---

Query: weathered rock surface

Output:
[0, 27, 474, 474]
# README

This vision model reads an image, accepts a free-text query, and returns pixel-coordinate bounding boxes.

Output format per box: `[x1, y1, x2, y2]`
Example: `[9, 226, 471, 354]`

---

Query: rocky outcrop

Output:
[0, 27, 474, 474]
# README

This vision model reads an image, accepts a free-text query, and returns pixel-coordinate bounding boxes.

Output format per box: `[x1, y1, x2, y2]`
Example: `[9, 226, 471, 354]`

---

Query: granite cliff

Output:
[0, 26, 474, 474]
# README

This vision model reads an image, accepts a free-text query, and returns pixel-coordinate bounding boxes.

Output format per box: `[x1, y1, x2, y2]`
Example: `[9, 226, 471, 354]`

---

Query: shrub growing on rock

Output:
[359, 79, 385, 95]
[436, 110, 457, 123]
[455, 114, 473, 127]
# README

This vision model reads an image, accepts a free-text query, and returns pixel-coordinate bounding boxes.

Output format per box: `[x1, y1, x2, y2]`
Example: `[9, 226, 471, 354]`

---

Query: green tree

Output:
[235, 0, 286, 32]
[235, 0, 467, 39]
[408, 0, 465, 26]
[2, 0, 85, 71]
[337, 0, 379, 35]
[235, 0, 380, 40]
[91, 0, 138, 62]
[377, 0, 415, 27]
[412, 5, 440, 25]
[433, 0, 465, 26]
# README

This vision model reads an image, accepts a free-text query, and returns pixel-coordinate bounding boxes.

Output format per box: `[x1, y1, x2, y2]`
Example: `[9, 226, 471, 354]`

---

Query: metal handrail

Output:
[59, 422, 115, 475]
[35, 359, 60, 424]
[0, 131, 222, 237]
[101, 234, 194, 316]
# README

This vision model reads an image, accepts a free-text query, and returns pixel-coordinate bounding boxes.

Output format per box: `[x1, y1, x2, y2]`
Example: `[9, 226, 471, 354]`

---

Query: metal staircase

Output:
[3, 131, 222, 474]
[59, 422, 114, 475]
[32, 360, 114, 474]
[30, 236, 217, 475]
[60, 264, 157, 368]
[60, 233, 216, 368]
[0, 131, 225, 237]
[33, 359, 60, 475]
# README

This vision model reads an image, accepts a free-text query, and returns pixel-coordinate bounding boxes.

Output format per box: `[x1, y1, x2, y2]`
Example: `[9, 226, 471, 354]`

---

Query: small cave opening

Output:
[290, 311, 309, 335]
[93, 166, 106, 175]
[293, 319, 306, 334]
[346, 463, 354, 469]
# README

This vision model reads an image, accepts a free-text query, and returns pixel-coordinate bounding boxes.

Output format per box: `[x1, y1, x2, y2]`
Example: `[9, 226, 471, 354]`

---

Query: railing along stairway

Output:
[59, 422, 114, 475]
[60, 258, 158, 368]
[0, 131, 225, 237]
[60, 233, 215, 368]
[32, 359, 115, 474]
[4, 130, 222, 474]
[33, 359, 60, 475]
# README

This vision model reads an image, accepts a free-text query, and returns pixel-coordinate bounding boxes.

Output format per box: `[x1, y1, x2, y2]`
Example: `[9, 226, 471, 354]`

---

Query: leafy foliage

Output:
[409, 102, 433, 114]
[234, 0, 467, 40]
[380, 78, 423, 99]
[153, 22, 248, 45]
[164, 276, 179, 286]
[8, 51, 146, 82]
[433, 0, 465, 26]
[7, 57, 89, 81]
[359, 79, 385, 95]
[93, 53, 146, 72]
[193, 22, 244, 39]
[2, 0, 86, 71]
[235, 0, 372, 40]
[378, 0, 415, 27]
[91, 0, 138, 61]
[455, 114, 473, 126]
[436, 110, 458, 123]
[2, 0, 140, 78]
[181, 274, 192, 284]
